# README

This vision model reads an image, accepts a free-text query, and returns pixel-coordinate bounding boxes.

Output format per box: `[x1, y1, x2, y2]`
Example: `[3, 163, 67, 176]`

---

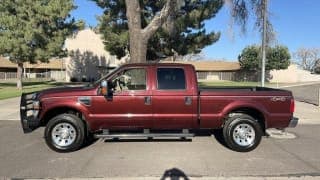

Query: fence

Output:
[0, 72, 17, 79]
[196, 72, 235, 81]
[0, 71, 65, 81]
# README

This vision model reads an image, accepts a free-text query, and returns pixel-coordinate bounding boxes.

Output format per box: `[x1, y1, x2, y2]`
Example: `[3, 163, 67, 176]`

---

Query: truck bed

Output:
[200, 86, 287, 91]
[199, 86, 292, 95]
[198, 86, 293, 129]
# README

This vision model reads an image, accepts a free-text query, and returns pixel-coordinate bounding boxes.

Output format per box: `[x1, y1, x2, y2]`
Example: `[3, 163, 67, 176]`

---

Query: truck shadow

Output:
[212, 129, 228, 148]
[193, 129, 228, 148]
[82, 135, 99, 149]
[101, 129, 228, 148]
[104, 138, 192, 143]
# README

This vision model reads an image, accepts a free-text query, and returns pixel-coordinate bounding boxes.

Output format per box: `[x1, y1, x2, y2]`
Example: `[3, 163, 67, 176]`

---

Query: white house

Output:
[270, 64, 320, 83]
[63, 29, 127, 82]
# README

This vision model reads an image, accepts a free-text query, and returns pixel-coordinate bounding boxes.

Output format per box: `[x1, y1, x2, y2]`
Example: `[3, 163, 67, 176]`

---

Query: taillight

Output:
[290, 98, 295, 113]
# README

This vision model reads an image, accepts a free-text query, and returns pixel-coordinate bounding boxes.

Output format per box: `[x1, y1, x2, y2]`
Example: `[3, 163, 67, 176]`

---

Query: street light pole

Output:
[261, 0, 268, 87]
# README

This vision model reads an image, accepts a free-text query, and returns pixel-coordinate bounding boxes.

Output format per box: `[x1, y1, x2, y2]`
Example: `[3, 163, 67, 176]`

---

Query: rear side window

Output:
[157, 68, 186, 90]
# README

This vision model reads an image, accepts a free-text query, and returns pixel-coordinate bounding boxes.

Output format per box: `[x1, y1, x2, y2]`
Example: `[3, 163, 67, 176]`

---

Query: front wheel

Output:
[223, 114, 263, 152]
[45, 114, 86, 152]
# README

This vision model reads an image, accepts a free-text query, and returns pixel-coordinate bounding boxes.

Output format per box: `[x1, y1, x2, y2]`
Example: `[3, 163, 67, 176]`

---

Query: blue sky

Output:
[71, 0, 320, 61]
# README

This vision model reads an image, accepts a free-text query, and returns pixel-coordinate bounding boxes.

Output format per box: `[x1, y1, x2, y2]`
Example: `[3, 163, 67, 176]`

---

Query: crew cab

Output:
[20, 63, 298, 152]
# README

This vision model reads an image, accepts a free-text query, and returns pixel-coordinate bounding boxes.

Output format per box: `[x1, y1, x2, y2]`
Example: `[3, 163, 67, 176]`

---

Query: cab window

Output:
[157, 68, 186, 90]
[111, 68, 146, 92]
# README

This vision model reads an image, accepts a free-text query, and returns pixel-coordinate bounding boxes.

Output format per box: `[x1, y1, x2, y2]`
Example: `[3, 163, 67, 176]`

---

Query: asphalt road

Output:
[0, 121, 319, 179]
[282, 82, 320, 106]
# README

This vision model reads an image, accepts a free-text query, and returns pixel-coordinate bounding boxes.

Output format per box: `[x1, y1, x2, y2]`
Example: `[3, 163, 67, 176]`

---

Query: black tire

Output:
[45, 114, 86, 152]
[223, 113, 263, 152]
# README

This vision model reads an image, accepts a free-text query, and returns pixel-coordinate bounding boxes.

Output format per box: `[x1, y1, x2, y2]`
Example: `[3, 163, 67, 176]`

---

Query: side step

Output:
[94, 129, 194, 139]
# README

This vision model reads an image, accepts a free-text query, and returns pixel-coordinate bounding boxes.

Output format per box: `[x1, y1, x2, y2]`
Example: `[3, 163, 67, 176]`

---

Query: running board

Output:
[94, 129, 194, 139]
[94, 133, 194, 139]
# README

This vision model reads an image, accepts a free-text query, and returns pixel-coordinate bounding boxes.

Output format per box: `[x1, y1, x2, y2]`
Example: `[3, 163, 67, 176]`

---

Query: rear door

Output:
[152, 66, 197, 129]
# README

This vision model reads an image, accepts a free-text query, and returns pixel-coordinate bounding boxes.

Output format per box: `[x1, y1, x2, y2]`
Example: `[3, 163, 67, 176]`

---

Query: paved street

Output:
[0, 89, 319, 179]
[0, 121, 319, 179]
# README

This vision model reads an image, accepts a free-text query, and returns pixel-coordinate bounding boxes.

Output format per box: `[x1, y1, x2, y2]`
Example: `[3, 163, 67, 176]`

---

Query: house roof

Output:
[161, 60, 240, 71]
[0, 57, 65, 70]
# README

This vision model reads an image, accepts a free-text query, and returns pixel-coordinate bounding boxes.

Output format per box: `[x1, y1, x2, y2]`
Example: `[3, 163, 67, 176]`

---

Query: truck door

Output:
[90, 67, 153, 129]
[152, 67, 197, 129]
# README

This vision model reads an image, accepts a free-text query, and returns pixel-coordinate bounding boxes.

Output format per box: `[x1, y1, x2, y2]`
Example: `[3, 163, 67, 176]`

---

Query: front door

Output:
[90, 67, 152, 129]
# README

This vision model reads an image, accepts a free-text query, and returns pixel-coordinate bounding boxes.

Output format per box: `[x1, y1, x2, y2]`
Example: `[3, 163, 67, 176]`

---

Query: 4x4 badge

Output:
[271, 97, 286, 102]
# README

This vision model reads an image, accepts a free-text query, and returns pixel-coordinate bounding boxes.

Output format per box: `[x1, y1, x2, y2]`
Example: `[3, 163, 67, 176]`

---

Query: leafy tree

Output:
[0, 0, 83, 89]
[238, 45, 290, 71]
[93, 0, 223, 62]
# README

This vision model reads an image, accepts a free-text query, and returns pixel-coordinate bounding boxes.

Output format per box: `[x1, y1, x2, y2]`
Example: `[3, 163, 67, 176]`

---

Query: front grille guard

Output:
[20, 92, 40, 133]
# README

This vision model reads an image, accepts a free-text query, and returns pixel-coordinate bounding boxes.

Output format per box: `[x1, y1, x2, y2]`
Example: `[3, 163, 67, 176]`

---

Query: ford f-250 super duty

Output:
[20, 63, 298, 152]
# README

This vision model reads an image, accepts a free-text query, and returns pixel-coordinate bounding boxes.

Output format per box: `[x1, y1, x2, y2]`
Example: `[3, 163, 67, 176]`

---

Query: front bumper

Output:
[20, 93, 40, 133]
[288, 117, 299, 128]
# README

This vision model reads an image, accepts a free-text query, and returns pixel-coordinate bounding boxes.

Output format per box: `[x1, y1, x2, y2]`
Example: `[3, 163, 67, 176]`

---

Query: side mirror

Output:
[100, 80, 113, 100]
[100, 80, 108, 96]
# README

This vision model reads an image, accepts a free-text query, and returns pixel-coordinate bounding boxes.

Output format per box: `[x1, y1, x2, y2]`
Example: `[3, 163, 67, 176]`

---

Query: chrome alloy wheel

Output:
[51, 123, 77, 147]
[232, 123, 255, 146]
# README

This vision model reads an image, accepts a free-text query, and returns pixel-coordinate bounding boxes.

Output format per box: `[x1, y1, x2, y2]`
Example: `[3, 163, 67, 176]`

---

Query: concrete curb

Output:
[6, 176, 320, 180]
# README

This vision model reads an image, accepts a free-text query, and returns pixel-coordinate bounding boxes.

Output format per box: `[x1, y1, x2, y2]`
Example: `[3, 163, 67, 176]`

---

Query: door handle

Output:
[185, 96, 192, 105]
[144, 96, 151, 105]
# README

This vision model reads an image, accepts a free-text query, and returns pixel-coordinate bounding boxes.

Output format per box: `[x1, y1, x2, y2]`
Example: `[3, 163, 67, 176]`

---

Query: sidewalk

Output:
[294, 101, 320, 124]
[0, 97, 20, 120]
[0, 97, 318, 125]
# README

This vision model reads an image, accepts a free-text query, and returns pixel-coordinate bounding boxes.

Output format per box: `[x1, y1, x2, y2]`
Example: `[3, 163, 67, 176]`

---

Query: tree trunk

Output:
[129, 32, 148, 63]
[17, 62, 23, 90]
[125, 0, 176, 63]
[125, 0, 146, 63]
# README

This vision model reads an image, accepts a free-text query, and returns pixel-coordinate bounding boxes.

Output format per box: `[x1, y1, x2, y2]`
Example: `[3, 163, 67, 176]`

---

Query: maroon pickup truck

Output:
[20, 63, 298, 152]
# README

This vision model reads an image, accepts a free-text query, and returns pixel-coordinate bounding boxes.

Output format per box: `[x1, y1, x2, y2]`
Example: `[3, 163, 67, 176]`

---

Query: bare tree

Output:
[294, 48, 320, 72]
[125, 0, 177, 63]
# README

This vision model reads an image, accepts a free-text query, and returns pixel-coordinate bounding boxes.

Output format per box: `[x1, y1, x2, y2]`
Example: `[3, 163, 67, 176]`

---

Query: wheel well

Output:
[225, 107, 266, 132]
[40, 107, 89, 133]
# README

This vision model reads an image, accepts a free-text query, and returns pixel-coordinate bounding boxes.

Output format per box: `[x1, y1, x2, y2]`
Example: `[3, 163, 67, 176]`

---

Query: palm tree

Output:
[227, 0, 272, 86]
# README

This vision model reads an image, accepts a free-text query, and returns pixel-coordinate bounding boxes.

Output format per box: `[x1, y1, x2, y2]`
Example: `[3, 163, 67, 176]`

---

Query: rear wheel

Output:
[45, 114, 85, 152]
[223, 114, 263, 152]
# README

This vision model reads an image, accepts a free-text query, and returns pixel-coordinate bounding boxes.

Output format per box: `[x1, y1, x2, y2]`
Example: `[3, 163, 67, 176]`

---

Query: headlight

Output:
[26, 93, 37, 100]
[33, 101, 40, 110]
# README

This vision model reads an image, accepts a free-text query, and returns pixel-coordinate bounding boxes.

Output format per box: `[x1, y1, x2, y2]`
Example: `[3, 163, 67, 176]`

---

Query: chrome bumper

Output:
[288, 117, 299, 128]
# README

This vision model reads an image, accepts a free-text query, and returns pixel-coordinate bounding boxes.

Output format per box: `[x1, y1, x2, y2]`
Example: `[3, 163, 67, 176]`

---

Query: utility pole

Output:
[261, 0, 268, 87]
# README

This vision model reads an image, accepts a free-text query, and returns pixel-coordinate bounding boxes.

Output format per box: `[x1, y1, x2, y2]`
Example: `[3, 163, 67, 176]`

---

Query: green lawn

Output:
[0, 80, 273, 100]
[0, 81, 67, 100]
